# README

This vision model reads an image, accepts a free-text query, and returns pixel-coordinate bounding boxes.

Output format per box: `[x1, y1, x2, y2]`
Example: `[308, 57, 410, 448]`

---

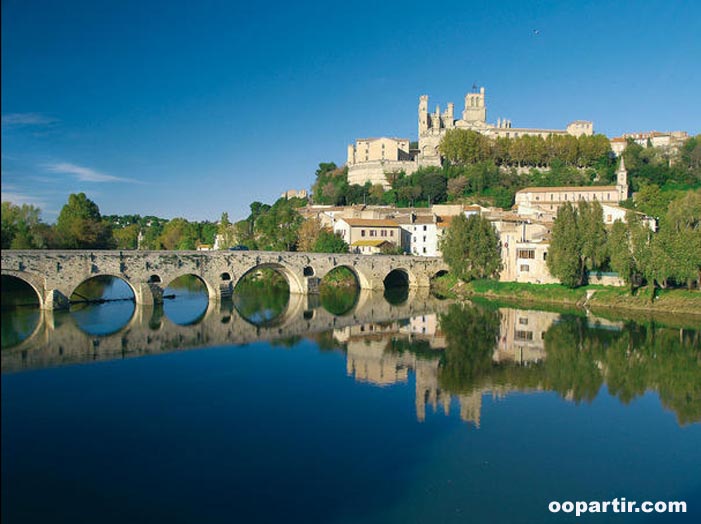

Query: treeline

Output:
[439, 129, 612, 168]
[1, 192, 350, 253]
[312, 133, 701, 210]
[548, 191, 701, 291]
[1, 193, 220, 250]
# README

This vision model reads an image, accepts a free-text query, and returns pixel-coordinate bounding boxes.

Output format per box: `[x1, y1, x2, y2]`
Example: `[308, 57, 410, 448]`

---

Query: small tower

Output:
[418, 95, 429, 134]
[462, 86, 487, 124]
[347, 143, 356, 165]
[616, 155, 628, 201]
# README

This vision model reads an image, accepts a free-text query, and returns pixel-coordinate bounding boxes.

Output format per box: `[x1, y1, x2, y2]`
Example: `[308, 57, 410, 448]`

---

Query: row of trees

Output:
[439, 129, 613, 168]
[1, 192, 350, 254]
[310, 135, 701, 210]
[548, 191, 701, 291]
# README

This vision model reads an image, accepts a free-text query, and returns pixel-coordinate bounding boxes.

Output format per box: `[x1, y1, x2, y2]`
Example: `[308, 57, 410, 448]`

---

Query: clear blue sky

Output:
[2, 0, 700, 222]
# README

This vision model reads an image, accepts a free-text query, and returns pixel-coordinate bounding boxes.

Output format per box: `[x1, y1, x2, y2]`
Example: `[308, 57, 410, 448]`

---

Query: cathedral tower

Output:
[616, 156, 629, 201]
[462, 86, 487, 124]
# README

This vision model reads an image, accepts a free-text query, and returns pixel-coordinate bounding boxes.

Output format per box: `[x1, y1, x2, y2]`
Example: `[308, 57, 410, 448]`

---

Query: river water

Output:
[2, 276, 700, 523]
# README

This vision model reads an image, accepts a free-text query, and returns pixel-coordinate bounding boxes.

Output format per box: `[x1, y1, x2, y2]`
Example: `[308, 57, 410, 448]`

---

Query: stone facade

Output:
[514, 156, 629, 214]
[333, 218, 401, 253]
[609, 130, 689, 156]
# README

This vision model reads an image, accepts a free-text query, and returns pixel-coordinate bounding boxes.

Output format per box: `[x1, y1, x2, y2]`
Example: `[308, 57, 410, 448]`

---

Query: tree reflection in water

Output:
[233, 268, 290, 326]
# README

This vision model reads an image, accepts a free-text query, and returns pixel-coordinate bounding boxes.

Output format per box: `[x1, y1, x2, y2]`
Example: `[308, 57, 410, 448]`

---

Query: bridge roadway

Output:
[2, 289, 452, 373]
[1, 250, 449, 309]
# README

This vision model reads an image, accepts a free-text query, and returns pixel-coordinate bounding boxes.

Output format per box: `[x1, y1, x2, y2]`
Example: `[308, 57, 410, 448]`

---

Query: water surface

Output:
[2, 278, 700, 523]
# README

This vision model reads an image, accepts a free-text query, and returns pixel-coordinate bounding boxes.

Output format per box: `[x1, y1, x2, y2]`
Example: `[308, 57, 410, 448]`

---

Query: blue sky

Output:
[2, 0, 700, 222]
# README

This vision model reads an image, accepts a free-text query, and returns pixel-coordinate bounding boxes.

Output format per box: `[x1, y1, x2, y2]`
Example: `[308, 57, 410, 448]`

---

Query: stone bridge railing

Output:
[1, 250, 449, 309]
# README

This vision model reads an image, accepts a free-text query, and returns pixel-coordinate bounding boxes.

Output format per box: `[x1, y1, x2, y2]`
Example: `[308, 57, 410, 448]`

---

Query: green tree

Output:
[1, 202, 46, 249]
[654, 190, 701, 288]
[547, 202, 583, 287]
[216, 212, 236, 249]
[297, 217, 323, 252]
[313, 229, 348, 253]
[157, 218, 198, 250]
[578, 200, 607, 271]
[55, 193, 114, 249]
[254, 198, 303, 251]
[439, 213, 501, 281]
[439, 129, 490, 165]
[113, 224, 139, 249]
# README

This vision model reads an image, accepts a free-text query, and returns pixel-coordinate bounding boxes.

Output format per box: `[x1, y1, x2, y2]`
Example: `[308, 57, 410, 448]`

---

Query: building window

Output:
[423, 236, 426, 242]
[361, 230, 366, 237]
[423, 247, 426, 253]
[390, 231, 394, 237]
[381, 230, 387, 237]
[370, 230, 376, 237]
[543, 252, 547, 260]
[517, 249, 535, 259]
[515, 330, 534, 341]
[423, 225, 427, 231]
[520, 264, 530, 272]
[518, 318, 529, 325]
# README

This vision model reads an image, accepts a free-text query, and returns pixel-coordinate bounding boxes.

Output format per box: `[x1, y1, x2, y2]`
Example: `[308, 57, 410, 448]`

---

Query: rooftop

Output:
[351, 239, 393, 247]
[516, 185, 618, 194]
[342, 218, 399, 227]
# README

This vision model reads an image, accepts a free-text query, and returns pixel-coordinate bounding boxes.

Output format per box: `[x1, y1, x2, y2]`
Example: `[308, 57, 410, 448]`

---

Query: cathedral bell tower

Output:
[616, 156, 629, 201]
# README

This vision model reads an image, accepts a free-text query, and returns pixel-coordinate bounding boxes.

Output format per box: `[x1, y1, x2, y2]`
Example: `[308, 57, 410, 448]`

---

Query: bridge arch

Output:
[319, 264, 371, 291]
[383, 268, 414, 288]
[162, 272, 218, 302]
[1, 271, 44, 308]
[233, 262, 304, 295]
[69, 274, 137, 302]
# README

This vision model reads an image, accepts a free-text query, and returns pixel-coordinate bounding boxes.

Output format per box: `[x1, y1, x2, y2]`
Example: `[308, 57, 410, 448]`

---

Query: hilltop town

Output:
[273, 86, 696, 287]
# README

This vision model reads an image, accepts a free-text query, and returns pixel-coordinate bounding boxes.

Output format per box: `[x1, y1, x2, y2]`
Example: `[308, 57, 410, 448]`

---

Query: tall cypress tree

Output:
[547, 202, 583, 287]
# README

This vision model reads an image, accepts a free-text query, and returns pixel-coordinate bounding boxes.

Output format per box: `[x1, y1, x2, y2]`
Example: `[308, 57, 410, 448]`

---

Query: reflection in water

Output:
[70, 277, 136, 336]
[233, 269, 290, 326]
[3, 282, 701, 524]
[1, 308, 41, 348]
[164, 274, 209, 325]
[3, 286, 699, 425]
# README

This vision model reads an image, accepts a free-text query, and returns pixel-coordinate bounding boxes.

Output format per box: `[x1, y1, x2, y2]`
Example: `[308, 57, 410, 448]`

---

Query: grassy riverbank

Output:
[432, 274, 701, 317]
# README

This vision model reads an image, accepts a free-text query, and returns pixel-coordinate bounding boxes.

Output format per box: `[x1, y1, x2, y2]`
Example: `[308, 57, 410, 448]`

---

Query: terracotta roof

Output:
[342, 218, 399, 227]
[436, 216, 454, 228]
[463, 205, 482, 212]
[516, 185, 618, 194]
[351, 239, 392, 247]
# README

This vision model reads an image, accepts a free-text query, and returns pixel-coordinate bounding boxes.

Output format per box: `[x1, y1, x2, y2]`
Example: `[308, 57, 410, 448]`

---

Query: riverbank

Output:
[432, 274, 701, 318]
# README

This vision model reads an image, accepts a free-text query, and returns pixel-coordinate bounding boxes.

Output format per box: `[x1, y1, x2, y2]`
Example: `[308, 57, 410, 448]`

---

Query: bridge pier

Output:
[133, 282, 164, 306]
[42, 289, 70, 310]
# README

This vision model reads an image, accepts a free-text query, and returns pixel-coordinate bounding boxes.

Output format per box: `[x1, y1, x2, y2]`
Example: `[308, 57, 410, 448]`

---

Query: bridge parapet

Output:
[1, 250, 449, 309]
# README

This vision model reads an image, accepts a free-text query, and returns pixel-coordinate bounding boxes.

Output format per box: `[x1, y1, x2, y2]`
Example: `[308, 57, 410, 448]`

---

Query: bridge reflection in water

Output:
[4, 293, 699, 427]
[1, 288, 448, 372]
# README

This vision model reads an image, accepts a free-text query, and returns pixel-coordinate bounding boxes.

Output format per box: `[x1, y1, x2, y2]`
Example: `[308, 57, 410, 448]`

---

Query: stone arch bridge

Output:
[1, 250, 449, 309]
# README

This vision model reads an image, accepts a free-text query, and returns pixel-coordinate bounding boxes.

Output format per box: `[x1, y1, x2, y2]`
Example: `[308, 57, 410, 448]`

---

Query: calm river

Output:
[2, 275, 700, 523]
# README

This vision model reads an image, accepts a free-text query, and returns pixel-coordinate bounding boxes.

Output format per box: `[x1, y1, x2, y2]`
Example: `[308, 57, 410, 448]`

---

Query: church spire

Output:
[616, 155, 628, 201]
